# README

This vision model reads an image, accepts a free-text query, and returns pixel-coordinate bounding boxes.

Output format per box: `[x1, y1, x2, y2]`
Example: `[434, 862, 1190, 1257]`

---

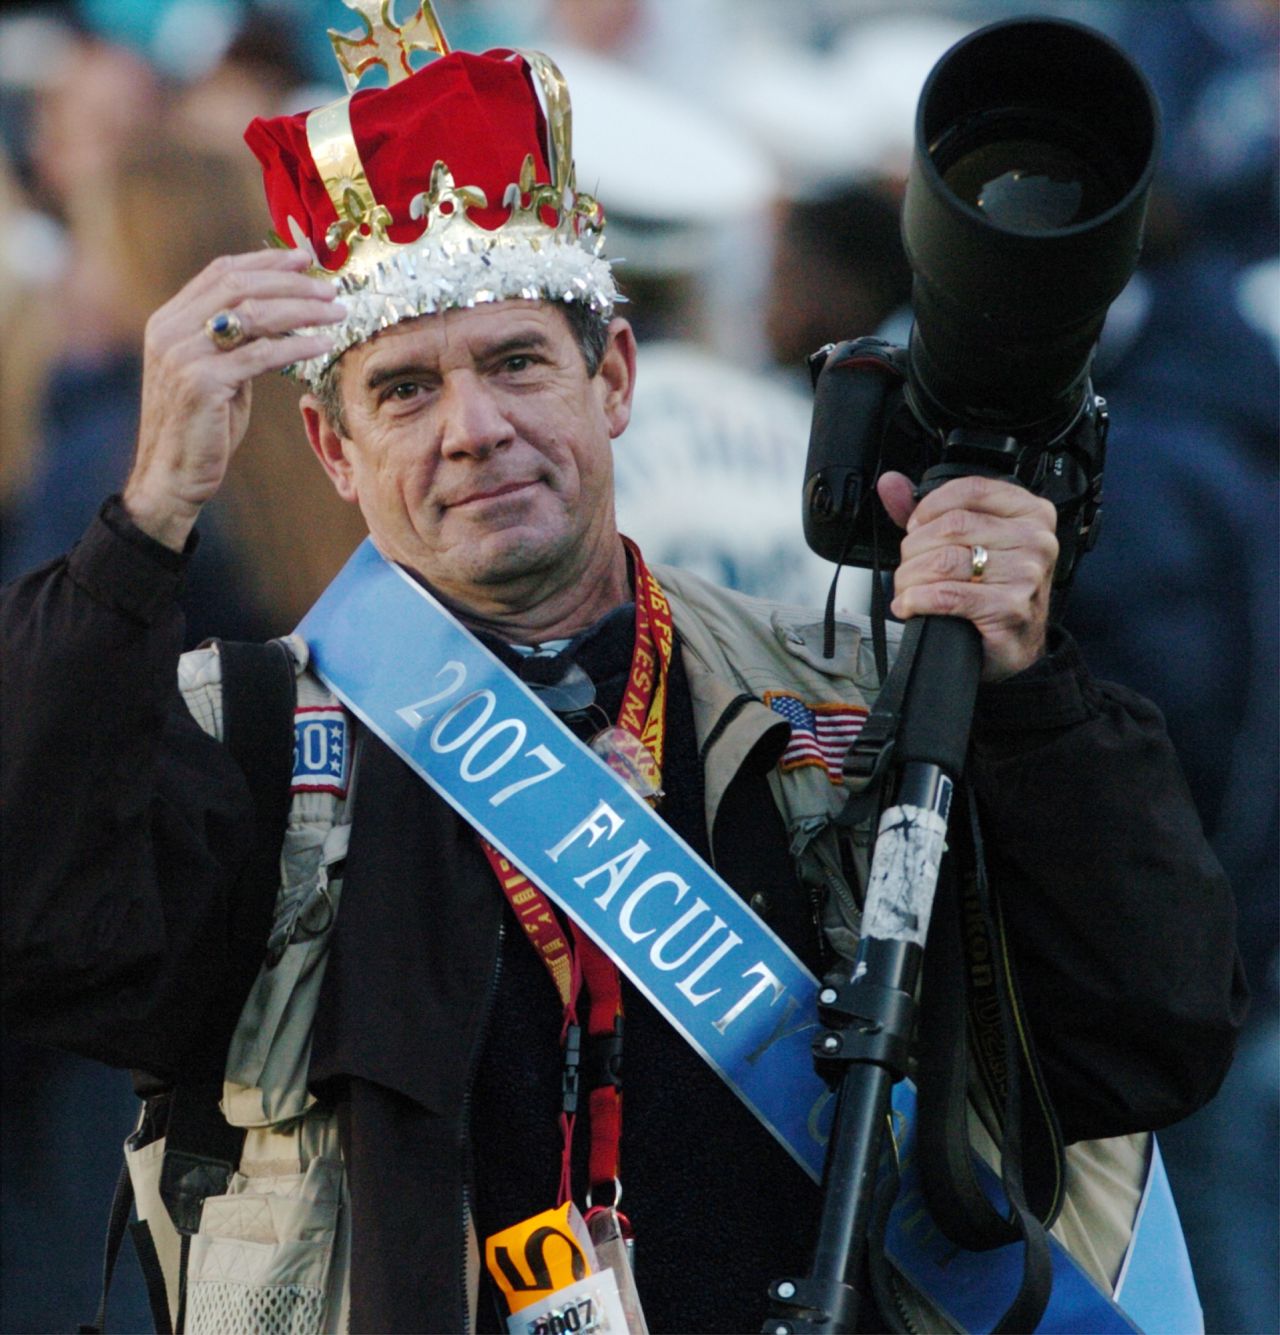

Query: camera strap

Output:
[838, 615, 923, 831]
[839, 612, 1062, 1329]
[904, 781, 1066, 1332]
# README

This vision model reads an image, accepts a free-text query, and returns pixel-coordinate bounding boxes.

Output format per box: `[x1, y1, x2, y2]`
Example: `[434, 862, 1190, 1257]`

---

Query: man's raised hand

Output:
[124, 249, 343, 550]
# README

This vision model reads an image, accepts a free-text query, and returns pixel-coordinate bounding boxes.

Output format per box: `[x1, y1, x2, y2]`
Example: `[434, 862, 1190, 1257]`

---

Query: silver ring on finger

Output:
[205, 308, 247, 352]
[969, 543, 989, 582]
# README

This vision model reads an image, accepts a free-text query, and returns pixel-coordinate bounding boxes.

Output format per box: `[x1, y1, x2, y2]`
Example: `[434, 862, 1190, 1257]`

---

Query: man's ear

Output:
[598, 318, 637, 440]
[300, 394, 359, 503]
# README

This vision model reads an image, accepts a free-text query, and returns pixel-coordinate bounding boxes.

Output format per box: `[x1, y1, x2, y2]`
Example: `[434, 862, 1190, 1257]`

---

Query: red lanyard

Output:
[479, 538, 674, 1208]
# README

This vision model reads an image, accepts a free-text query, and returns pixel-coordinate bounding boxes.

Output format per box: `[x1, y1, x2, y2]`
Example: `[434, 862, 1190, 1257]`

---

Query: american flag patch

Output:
[292, 706, 351, 796]
[764, 692, 868, 785]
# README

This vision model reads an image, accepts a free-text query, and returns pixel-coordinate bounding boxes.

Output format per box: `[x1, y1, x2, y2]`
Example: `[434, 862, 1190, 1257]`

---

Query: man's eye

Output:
[387, 382, 421, 401]
[503, 355, 534, 373]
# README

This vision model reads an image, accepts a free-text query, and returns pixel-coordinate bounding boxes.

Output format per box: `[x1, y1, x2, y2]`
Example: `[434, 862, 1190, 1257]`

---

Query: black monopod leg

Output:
[762, 610, 983, 1334]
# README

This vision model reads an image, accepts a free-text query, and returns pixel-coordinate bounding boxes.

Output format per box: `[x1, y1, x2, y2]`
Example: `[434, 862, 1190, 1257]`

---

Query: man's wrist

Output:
[121, 477, 202, 553]
[973, 626, 1092, 733]
[66, 496, 195, 625]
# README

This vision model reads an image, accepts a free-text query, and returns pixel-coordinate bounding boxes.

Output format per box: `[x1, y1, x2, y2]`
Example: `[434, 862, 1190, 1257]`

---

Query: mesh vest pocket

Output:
[186, 1156, 342, 1335]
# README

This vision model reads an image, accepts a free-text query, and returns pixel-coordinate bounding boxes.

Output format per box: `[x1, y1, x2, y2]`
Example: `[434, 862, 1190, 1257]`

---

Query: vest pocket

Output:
[185, 1156, 343, 1335]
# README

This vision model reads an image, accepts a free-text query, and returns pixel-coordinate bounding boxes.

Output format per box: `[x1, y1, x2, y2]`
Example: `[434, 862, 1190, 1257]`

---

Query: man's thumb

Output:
[876, 471, 917, 531]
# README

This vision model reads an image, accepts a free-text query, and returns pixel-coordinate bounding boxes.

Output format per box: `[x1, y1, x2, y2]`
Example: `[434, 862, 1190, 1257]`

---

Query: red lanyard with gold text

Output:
[479, 537, 674, 1210]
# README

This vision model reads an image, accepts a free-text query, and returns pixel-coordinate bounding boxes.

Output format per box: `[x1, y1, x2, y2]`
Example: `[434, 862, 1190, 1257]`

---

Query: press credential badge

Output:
[485, 1203, 640, 1335]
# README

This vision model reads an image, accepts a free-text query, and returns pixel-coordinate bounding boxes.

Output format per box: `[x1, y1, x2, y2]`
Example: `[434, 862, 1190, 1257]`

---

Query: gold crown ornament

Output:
[243, 0, 618, 387]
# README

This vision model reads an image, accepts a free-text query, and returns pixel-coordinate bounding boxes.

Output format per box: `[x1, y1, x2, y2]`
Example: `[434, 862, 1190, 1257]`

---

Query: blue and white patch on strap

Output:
[292, 706, 351, 796]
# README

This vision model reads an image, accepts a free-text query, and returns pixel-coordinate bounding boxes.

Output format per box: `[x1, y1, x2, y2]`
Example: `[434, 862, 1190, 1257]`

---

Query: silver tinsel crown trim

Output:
[286, 233, 619, 388]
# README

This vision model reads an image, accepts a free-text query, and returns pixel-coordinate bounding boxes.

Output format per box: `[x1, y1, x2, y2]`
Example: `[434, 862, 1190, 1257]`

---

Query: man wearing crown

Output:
[0, 5, 1245, 1334]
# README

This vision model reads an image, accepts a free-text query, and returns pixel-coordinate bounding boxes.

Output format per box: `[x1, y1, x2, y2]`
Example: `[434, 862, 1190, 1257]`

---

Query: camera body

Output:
[803, 336, 1109, 587]
[802, 17, 1157, 586]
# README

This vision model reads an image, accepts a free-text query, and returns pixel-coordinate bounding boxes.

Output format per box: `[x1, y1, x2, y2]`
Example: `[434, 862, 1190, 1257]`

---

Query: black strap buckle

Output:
[561, 1023, 582, 1116]
[842, 717, 897, 794]
[583, 1017, 624, 1092]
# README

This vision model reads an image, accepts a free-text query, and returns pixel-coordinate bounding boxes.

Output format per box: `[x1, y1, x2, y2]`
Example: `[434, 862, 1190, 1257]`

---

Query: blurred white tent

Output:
[713, 14, 969, 193]
[615, 341, 869, 611]
[547, 44, 867, 610]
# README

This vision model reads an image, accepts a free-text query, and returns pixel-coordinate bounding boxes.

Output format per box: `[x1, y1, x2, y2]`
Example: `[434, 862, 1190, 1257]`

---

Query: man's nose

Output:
[438, 373, 514, 458]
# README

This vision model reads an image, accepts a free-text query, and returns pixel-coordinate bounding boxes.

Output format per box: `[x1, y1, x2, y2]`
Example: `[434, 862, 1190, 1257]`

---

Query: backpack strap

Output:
[87, 639, 297, 1334]
[78, 1159, 136, 1335]
[160, 638, 298, 1229]
[217, 638, 298, 907]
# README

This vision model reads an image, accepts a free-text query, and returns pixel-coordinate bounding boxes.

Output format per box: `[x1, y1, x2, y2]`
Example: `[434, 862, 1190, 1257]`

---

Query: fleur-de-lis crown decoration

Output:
[242, 0, 617, 387]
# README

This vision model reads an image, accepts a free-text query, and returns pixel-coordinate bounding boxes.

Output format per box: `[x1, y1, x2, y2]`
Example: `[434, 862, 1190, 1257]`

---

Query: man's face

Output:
[303, 301, 635, 609]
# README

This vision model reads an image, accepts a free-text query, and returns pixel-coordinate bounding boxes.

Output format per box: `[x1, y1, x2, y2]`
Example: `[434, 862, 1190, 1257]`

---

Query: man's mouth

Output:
[447, 480, 540, 510]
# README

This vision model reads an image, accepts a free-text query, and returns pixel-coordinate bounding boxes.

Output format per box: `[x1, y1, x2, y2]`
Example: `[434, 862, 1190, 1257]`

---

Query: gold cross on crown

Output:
[328, 0, 451, 92]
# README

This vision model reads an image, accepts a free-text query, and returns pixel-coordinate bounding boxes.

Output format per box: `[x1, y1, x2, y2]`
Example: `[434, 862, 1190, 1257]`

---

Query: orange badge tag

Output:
[485, 1203, 598, 1315]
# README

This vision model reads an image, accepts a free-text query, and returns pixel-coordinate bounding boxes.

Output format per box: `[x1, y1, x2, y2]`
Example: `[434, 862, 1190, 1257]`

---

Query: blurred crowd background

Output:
[0, 0, 1275, 1330]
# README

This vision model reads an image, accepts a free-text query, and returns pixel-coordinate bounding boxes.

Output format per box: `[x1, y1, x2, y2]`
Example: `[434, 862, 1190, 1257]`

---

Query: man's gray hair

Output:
[312, 300, 611, 437]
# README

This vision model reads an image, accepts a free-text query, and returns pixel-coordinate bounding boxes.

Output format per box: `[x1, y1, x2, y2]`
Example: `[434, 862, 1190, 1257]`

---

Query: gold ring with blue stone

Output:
[205, 308, 247, 351]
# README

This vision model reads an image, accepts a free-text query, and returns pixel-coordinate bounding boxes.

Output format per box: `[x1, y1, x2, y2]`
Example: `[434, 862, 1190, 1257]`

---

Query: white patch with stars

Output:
[292, 706, 351, 797]
[862, 804, 949, 946]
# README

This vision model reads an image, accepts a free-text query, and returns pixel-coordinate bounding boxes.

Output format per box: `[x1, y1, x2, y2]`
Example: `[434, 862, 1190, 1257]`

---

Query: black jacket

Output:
[1, 499, 1248, 1332]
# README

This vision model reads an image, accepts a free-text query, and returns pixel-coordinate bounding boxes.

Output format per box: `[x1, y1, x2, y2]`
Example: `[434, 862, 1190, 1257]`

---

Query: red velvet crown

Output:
[238, 2, 616, 387]
[245, 51, 556, 271]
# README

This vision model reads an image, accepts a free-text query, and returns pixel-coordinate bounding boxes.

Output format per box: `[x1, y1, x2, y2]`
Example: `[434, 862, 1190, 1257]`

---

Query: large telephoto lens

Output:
[901, 17, 1159, 441]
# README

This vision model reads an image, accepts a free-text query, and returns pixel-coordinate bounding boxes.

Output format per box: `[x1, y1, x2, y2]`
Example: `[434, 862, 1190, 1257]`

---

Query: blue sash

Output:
[297, 539, 1200, 1334]
[887, 1085, 1201, 1334]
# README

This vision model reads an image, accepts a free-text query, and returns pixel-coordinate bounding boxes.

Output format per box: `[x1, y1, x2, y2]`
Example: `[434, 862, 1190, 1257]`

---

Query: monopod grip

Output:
[895, 615, 983, 778]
